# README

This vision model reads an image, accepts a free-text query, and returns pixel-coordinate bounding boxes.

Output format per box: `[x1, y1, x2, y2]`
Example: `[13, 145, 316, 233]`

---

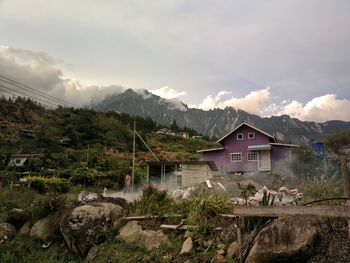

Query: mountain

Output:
[92, 89, 350, 144]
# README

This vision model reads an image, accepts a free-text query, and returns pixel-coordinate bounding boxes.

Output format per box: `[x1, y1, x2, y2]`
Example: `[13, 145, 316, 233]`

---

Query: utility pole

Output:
[132, 121, 136, 192]
[340, 155, 350, 239]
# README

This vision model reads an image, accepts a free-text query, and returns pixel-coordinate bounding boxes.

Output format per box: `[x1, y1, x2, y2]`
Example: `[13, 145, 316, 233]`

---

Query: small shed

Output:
[8, 153, 44, 167]
[146, 161, 218, 189]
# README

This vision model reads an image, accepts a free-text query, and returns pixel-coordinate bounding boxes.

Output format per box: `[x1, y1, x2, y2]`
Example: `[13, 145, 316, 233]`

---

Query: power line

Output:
[0, 73, 79, 107]
[0, 84, 58, 108]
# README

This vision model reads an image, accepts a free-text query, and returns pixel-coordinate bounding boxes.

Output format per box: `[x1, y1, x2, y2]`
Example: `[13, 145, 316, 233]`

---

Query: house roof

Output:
[270, 143, 299, 147]
[216, 122, 275, 144]
[11, 153, 45, 158]
[197, 147, 224, 153]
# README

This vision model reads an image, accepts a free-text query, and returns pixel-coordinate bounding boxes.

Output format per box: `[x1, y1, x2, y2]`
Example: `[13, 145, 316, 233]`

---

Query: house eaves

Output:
[196, 147, 224, 153]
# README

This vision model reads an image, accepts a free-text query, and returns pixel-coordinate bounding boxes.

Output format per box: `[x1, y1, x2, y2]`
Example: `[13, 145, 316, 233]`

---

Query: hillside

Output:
[92, 89, 350, 144]
[0, 96, 218, 169]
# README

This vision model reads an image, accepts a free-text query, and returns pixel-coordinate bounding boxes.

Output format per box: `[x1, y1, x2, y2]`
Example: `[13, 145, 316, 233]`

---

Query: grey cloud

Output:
[0, 45, 124, 106]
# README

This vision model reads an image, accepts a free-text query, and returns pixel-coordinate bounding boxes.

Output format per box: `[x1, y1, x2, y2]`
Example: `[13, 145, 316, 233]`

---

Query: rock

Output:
[184, 230, 192, 238]
[78, 191, 98, 202]
[86, 245, 99, 261]
[0, 223, 16, 241]
[217, 249, 225, 255]
[6, 208, 30, 229]
[180, 237, 193, 255]
[214, 254, 226, 263]
[30, 215, 59, 242]
[60, 202, 123, 256]
[118, 221, 170, 250]
[203, 239, 213, 248]
[226, 241, 239, 259]
[217, 243, 225, 250]
[246, 216, 319, 263]
[19, 221, 32, 235]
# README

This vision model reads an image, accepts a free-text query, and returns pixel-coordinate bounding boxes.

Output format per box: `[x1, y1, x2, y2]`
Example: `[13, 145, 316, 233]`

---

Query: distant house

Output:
[178, 132, 190, 139]
[20, 129, 34, 138]
[192, 135, 203, 139]
[146, 161, 218, 189]
[8, 153, 45, 167]
[58, 136, 72, 146]
[198, 122, 297, 174]
[155, 128, 176, 135]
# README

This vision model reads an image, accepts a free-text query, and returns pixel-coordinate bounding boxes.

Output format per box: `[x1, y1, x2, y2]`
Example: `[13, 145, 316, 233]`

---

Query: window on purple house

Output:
[248, 152, 258, 161]
[230, 153, 242, 162]
[237, 133, 243, 140]
[248, 132, 255, 139]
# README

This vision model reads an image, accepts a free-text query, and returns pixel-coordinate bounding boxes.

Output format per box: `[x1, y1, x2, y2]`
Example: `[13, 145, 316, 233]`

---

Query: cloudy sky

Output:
[0, 0, 350, 122]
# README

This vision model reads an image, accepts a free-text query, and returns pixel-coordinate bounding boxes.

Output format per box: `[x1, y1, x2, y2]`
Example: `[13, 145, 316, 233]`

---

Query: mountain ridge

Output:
[92, 89, 350, 144]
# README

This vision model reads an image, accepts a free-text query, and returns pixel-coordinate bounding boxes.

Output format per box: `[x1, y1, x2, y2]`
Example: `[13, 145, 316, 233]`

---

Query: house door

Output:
[259, 150, 271, 171]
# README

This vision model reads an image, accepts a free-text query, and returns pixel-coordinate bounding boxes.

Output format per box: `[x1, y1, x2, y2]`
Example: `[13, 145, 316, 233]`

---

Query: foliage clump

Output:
[129, 185, 173, 216]
[25, 175, 69, 193]
[188, 194, 232, 236]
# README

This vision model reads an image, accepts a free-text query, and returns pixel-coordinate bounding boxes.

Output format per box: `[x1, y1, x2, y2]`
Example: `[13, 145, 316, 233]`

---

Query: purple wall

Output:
[270, 145, 292, 171]
[202, 125, 273, 173]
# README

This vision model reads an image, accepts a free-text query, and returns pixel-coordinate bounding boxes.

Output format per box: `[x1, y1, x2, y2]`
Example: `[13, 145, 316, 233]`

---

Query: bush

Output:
[25, 176, 69, 193]
[188, 194, 231, 236]
[129, 186, 172, 215]
[30, 193, 66, 220]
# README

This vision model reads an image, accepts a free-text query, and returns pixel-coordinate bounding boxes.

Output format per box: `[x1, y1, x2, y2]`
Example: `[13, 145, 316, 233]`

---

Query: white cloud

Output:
[275, 94, 350, 122]
[263, 94, 350, 122]
[196, 87, 350, 122]
[197, 87, 270, 115]
[150, 86, 186, 100]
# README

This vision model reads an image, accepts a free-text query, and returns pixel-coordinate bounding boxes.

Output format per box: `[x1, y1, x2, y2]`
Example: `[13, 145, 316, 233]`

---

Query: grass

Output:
[0, 235, 79, 263]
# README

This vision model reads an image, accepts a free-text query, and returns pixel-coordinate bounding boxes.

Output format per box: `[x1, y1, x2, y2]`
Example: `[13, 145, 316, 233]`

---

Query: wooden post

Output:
[146, 165, 149, 184]
[340, 155, 350, 239]
[236, 217, 243, 263]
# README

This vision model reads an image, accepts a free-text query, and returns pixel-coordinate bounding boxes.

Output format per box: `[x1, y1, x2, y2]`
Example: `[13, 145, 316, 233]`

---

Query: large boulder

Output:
[30, 215, 59, 242]
[6, 208, 30, 229]
[60, 202, 123, 256]
[246, 216, 319, 263]
[118, 220, 170, 250]
[0, 223, 16, 241]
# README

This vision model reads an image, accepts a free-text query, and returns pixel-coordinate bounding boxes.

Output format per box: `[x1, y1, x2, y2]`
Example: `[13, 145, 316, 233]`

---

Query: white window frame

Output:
[237, 133, 244, 140]
[247, 152, 258, 161]
[230, 153, 242, 162]
[248, 132, 255, 139]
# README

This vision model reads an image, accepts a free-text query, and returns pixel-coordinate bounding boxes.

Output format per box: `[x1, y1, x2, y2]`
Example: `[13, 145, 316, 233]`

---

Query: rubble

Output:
[171, 180, 226, 199]
[231, 186, 303, 206]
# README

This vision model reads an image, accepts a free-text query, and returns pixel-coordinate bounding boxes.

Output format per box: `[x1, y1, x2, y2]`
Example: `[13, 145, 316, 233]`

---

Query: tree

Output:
[170, 120, 179, 132]
[324, 131, 350, 155]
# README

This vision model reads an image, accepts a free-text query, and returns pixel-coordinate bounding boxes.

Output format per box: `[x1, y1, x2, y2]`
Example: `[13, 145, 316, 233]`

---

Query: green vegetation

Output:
[0, 96, 218, 193]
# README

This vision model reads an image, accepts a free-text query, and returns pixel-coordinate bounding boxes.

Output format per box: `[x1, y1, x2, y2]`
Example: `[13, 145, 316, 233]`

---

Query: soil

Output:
[308, 229, 350, 263]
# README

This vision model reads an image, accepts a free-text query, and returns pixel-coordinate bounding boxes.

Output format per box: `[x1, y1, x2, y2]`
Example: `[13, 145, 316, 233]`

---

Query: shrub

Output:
[25, 176, 69, 193]
[128, 186, 172, 215]
[30, 193, 66, 220]
[188, 194, 232, 236]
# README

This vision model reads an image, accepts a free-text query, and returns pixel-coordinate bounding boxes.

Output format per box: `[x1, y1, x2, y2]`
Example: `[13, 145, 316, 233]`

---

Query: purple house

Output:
[198, 122, 297, 174]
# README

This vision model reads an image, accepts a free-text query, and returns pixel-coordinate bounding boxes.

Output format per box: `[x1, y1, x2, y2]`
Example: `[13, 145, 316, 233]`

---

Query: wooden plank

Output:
[220, 214, 237, 218]
[217, 182, 226, 190]
[122, 214, 182, 220]
[160, 224, 222, 231]
[206, 179, 212, 188]
[232, 205, 350, 218]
